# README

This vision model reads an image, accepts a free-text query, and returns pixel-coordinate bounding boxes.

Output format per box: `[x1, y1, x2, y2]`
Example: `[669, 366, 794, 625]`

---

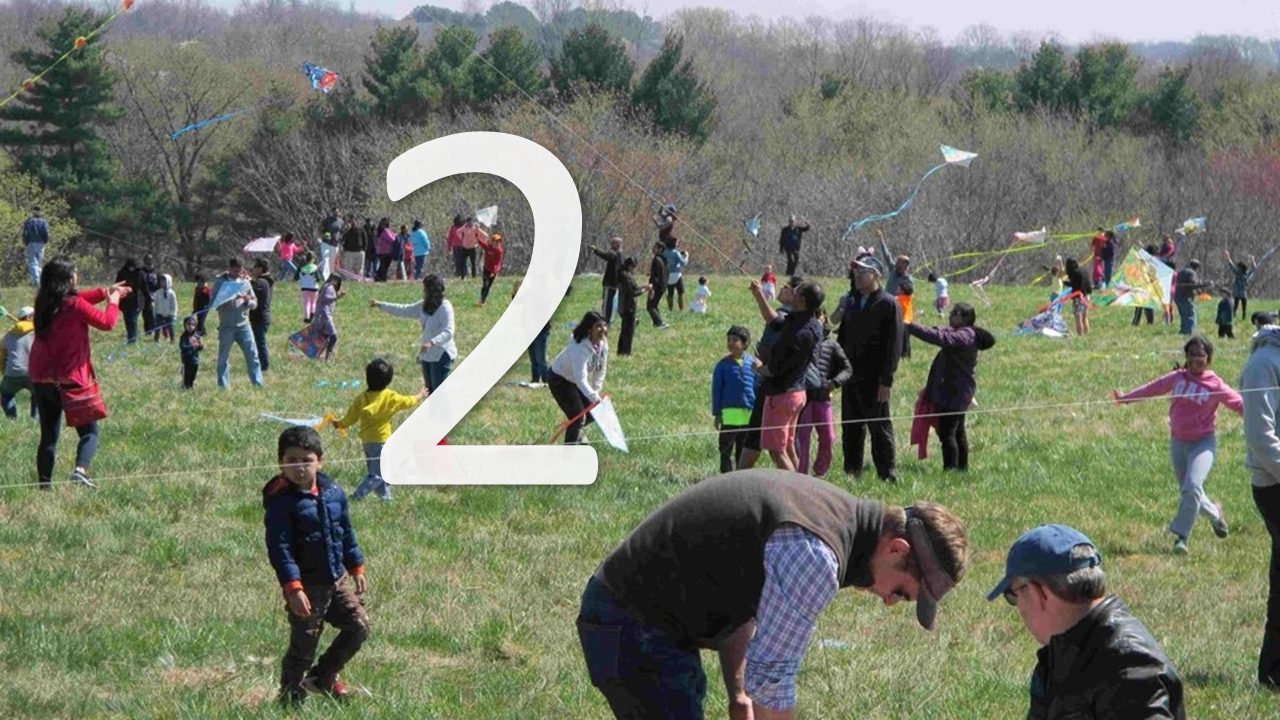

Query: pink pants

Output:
[301, 290, 318, 319]
[795, 400, 835, 476]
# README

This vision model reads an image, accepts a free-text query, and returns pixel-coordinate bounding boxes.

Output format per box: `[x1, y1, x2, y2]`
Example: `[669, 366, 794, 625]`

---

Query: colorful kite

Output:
[302, 62, 339, 94]
[288, 323, 330, 359]
[1114, 217, 1141, 234]
[1093, 247, 1174, 310]
[243, 235, 281, 253]
[840, 144, 978, 242]
[1014, 291, 1079, 338]
[0, 0, 136, 112]
[475, 205, 498, 227]
[171, 61, 339, 140]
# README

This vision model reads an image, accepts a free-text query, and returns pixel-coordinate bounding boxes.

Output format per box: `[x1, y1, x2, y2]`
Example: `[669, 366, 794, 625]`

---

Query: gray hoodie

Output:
[1241, 326, 1280, 487]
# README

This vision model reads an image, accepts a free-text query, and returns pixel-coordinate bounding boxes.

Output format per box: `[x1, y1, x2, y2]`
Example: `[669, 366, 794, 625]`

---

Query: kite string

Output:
[1, 382, 1274, 492]
[0, 1, 132, 111]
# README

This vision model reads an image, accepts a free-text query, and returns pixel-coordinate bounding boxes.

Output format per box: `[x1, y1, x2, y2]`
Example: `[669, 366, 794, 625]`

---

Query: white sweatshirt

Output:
[551, 337, 608, 404]
[376, 298, 457, 362]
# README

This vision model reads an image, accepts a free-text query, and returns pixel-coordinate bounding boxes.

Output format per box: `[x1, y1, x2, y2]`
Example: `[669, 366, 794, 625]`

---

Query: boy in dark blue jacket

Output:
[263, 426, 370, 705]
[712, 325, 757, 472]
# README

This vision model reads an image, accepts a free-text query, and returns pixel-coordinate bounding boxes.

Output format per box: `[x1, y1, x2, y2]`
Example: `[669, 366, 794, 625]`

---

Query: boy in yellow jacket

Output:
[333, 358, 428, 500]
[1, 306, 36, 419]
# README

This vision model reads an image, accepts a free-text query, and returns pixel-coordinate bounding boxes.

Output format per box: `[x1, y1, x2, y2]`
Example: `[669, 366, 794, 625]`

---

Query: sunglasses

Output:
[1003, 581, 1030, 606]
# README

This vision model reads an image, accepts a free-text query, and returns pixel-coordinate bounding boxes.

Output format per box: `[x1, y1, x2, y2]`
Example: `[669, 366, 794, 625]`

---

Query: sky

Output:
[325, 0, 1280, 44]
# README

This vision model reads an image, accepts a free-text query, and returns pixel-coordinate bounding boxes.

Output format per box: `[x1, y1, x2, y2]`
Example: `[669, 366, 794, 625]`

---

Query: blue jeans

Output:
[25, 242, 44, 287]
[279, 259, 297, 280]
[353, 442, 390, 500]
[576, 576, 707, 719]
[414, 255, 426, 279]
[1103, 256, 1115, 288]
[217, 324, 264, 388]
[420, 354, 454, 393]
[1, 375, 35, 418]
[251, 319, 271, 372]
[528, 323, 551, 383]
[1176, 296, 1197, 335]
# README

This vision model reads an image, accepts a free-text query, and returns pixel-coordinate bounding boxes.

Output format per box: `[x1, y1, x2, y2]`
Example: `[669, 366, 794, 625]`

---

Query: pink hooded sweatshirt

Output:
[1117, 368, 1243, 441]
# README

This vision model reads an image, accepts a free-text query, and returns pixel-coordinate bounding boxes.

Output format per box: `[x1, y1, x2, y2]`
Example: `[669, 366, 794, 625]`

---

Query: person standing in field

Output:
[749, 279, 823, 472]
[212, 257, 264, 387]
[588, 237, 624, 323]
[477, 224, 505, 307]
[340, 216, 365, 277]
[646, 242, 668, 329]
[795, 311, 850, 477]
[249, 260, 274, 371]
[907, 303, 996, 472]
[410, 219, 431, 280]
[1241, 324, 1280, 688]
[614, 257, 647, 357]
[778, 215, 810, 276]
[179, 315, 202, 389]
[151, 273, 177, 343]
[548, 310, 609, 445]
[1225, 249, 1259, 321]
[21, 206, 50, 287]
[371, 274, 458, 393]
[1, 305, 36, 419]
[332, 358, 428, 501]
[838, 254, 902, 482]
[712, 325, 756, 472]
[663, 237, 690, 312]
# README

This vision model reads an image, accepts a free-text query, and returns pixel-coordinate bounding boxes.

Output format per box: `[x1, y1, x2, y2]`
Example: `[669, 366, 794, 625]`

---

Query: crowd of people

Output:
[8, 200, 1280, 717]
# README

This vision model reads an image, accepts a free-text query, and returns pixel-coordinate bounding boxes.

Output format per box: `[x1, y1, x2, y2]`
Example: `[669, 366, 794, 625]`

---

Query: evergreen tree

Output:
[363, 25, 440, 123]
[1072, 43, 1139, 128]
[631, 34, 716, 141]
[1014, 41, 1075, 114]
[0, 7, 122, 229]
[1143, 65, 1201, 143]
[551, 23, 634, 99]
[471, 26, 546, 105]
[424, 25, 479, 112]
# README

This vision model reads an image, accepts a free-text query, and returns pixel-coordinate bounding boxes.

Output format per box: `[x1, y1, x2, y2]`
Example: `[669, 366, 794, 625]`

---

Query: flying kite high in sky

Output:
[1178, 216, 1207, 235]
[302, 62, 339, 94]
[840, 144, 978, 242]
[170, 60, 340, 140]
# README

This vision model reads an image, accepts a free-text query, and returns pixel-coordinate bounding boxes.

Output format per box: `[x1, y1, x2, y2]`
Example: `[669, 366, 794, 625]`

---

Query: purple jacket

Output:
[907, 324, 996, 411]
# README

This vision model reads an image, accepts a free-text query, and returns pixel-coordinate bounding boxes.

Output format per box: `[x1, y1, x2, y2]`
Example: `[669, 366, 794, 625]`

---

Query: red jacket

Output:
[479, 235, 505, 274]
[28, 288, 120, 386]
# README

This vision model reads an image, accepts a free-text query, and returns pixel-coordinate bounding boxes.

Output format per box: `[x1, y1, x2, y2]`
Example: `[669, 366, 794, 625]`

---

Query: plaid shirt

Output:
[745, 525, 839, 710]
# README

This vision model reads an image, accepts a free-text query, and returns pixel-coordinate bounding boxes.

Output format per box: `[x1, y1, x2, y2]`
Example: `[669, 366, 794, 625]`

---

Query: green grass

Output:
[0, 275, 1276, 718]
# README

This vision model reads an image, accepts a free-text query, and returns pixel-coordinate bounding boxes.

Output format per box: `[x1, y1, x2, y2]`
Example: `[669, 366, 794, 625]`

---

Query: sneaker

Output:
[1212, 504, 1229, 539]
[302, 672, 350, 700]
[659, 323, 672, 330]
[1173, 537, 1189, 555]
[70, 469, 96, 488]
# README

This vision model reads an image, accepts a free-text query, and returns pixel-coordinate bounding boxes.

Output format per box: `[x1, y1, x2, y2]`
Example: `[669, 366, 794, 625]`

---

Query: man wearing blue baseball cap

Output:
[989, 525, 1185, 719]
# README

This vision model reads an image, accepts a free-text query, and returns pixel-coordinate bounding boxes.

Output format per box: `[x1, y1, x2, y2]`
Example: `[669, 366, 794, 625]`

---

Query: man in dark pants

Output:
[837, 254, 902, 482]
[577, 470, 969, 719]
[778, 215, 809, 277]
[1243, 324, 1280, 689]
[646, 242, 668, 329]
[589, 237, 623, 323]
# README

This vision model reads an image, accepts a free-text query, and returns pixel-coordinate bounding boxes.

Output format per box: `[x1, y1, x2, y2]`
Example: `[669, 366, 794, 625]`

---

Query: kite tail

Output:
[171, 108, 252, 141]
[841, 161, 948, 243]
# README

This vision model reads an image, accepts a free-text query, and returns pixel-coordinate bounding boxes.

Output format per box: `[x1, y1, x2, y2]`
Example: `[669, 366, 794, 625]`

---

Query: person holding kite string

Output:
[907, 303, 996, 472]
[1113, 336, 1239, 555]
[477, 224, 505, 307]
[588, 237, 624, 323]
[547, 310, 609, 445]
[28, 259, 131, 489]
[778, 215, 810, 277]
[1225, 249, 1259, 321]
[212, 257, 264, 388]
[614, 257, 648, 356]
[371, 274, 457, 393]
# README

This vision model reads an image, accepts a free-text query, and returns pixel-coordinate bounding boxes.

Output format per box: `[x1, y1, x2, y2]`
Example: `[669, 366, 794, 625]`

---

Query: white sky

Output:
[317, 0, 1280, 44]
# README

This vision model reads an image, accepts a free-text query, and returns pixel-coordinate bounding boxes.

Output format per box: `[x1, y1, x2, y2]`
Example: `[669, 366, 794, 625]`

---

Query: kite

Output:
[0, 0, 137, 112]
[590, 397, 628, 453]
[288, 323, 330, 359]
[1114, 217, 1141, 234]
[1177, 217, 1207, 235]
[243, 235, 281, 253]
[302, 62, 339, 94]
[171, 61, 340, 140]
[260, 412, 325, 427]
[840, 144, 978, 242]
[209, 278, 251, 311]
[1014, 291, 1079, 338]
[745, 214, 762, 238]
[475, 205, 498, 227]
[1013, 227, 1048, 245]
[1093, 247, 1174, 310]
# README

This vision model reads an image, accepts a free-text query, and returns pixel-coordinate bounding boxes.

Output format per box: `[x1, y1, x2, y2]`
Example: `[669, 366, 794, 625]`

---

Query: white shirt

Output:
[550, 338, 608, 403]
[376, 299, 458, 362]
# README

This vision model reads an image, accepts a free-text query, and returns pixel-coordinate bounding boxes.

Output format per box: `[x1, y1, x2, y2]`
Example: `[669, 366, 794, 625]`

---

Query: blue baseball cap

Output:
[986, 524, 1101, 601]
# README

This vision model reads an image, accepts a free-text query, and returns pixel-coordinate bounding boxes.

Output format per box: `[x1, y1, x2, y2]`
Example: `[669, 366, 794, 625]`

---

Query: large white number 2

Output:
[381, 132, 596, 485]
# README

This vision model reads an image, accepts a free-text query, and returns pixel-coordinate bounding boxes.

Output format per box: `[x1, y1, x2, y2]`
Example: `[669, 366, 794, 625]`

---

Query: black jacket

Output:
[592, 247, 623, 286]
[648, 255, 667, 289]
[341, 225, 366, 252]
[762, 310, 822, 395]
[806, 337, 852, 402]
[617, 270, 645, 315]
[1028, 596, 1184, 720]
[250, 274, 274, 325]
[837, 288, 902, 388]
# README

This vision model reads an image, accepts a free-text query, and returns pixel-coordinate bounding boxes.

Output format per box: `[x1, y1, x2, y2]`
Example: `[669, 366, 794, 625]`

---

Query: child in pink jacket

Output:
[1113, 336, 1243, 554]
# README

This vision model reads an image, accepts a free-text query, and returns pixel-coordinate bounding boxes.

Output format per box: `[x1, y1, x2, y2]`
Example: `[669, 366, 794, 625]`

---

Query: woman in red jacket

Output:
[28, 259, 131, 489]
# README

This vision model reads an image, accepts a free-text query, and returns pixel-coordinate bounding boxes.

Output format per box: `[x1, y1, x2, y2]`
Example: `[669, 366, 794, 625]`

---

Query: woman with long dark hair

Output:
[371, 274, 458, 392]
[548, 311, 609, 444]
[28, 259, 131, 488]
[374, 217, 395, 282]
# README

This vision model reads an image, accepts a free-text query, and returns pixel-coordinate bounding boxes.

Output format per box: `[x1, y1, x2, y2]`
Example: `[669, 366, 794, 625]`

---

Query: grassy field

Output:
[0, 272, 1277, 718]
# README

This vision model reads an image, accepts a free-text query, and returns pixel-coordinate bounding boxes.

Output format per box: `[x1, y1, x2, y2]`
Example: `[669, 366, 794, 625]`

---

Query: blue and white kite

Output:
[841, 144, 978, 242]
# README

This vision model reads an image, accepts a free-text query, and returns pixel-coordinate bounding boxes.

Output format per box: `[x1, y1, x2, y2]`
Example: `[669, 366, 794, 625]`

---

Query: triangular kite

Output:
[260, 412, 324, 427]
[940, 144, 978, 167]
[209, 278, 251, 311]
[1013, 227, 1047, 244]
[589, 396, 628, 452]
[243, 235, 280, 253]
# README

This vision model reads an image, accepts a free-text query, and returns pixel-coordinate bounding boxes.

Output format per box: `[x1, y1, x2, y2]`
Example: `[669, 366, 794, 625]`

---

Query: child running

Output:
[263, 426, 370, 706]
[1113, 336, 1241, 554]
[333, 358, 428, 501]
